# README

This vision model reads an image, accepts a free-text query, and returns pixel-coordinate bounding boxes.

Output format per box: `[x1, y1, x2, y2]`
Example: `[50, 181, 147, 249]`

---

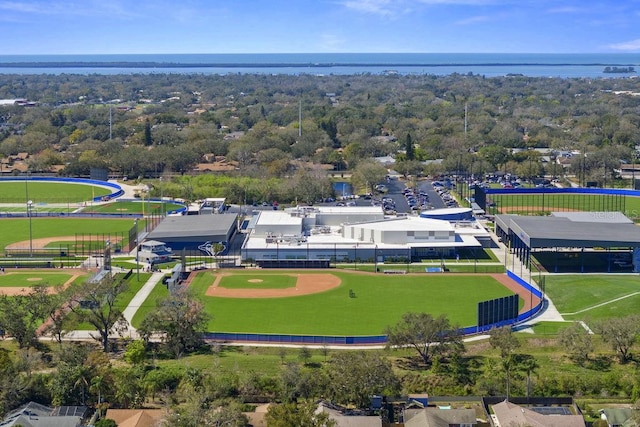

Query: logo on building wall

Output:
[198, 241, 226, 256]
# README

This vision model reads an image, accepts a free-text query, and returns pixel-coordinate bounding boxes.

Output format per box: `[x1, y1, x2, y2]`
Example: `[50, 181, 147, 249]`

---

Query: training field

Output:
[544, 274, 640, 321]
[0, 218, 139, 252]
[82, 200, 184, 215]
[486, 191, 640, 218]
[187, 270, 521, 336]
[0, 271, 89, 295]
[0, 181, 110, 203]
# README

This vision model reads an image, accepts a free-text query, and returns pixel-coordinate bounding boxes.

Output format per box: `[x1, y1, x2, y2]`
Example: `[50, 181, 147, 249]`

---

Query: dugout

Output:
[495, 212, 640, 273]
[145, 213, 237, 256]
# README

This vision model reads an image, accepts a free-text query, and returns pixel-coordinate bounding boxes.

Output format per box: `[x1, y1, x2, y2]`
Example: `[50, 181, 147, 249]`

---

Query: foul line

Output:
[561, 292, 640, 316]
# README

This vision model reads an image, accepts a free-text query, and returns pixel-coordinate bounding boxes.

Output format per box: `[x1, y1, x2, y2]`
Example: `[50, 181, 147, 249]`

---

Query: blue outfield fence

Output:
[204, 332, 388, 345]
[485, 187, 640, 197]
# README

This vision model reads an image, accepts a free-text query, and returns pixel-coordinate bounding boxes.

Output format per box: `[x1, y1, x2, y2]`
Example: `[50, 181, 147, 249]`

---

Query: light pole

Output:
[134, 219, 139, 281]
[27, 200, 33, 257]
[159, 177, 164, 216]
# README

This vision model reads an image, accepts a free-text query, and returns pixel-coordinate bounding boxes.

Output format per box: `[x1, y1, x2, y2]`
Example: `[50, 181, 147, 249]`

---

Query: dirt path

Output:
[5, 236, 79, 250]
[490, 273, 541, 313]
[6, 235, 122, 250]
[205, 273, 342, 298]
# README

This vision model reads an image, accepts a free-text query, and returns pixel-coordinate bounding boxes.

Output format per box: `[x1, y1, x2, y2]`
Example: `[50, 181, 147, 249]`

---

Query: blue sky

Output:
[1, 0, 640, 54]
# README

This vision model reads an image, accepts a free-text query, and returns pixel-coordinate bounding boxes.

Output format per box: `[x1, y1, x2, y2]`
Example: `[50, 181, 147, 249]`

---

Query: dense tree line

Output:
[2, 73, 640, 201]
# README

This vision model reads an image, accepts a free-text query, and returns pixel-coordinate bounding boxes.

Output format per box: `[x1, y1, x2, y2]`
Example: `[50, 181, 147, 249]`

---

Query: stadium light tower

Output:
[25, 172, 33, 257]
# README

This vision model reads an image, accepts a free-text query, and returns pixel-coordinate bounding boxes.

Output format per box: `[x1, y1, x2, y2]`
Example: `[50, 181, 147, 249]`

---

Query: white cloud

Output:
[341, 0, 397, 16]
[340, 0, 503, 17]
[0, 0, 137, 18]
[455, 15, 490, 25]
[608, 39, 640, 51]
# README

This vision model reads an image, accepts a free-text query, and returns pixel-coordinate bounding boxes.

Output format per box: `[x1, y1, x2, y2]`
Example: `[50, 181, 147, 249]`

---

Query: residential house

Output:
[490, 400, 585, 427]
[0, 402, 85, 427]
[103, 409, 165, 427]
[599, 408, 638, 427]
[404, 407, 477, 427]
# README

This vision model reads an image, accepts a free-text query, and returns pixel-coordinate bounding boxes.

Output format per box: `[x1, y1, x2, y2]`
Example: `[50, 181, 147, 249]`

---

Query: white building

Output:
[242, 206, 487, 263]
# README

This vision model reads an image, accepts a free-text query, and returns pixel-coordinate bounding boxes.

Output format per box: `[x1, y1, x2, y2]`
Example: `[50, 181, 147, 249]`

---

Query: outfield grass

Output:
[0, 218, 142, 252]
[485, 192, 640, 219]
[0, 181, 110, 203]
[544, 274, 640, 321]
[0, 272, 82, 287]
[82, 200, 184, 215]
[187, 271, 515, 335]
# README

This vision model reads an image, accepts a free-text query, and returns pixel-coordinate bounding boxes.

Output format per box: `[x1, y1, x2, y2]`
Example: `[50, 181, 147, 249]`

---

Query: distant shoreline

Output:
[0, 61, 639, 69]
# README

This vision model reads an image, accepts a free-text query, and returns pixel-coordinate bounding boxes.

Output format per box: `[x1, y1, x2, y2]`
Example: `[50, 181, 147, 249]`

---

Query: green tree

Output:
[139, 288, 209, 359]
[94, 419, 117, 427]
[385, 312, 463, 365]
[68, 276, 129, 352]
[559, 322, 593, 365]
[144, 119, 152, 146]
[326, 351, 399, 408]
[0, 285, 54, 348]
[405, 132, 415, 160]
[351, 159, 387, 195]
[265, 401, 335, 427]
[489, 326, 520, 398]
[123, 340, 147, 366]
[595, 315, 640, 363]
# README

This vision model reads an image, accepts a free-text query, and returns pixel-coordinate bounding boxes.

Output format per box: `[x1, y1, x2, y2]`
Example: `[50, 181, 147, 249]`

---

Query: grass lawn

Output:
[526, 321, 574, 335]
[0, 181, 110, 203]
[131, 281, 169, 327]
[188, 271, 515, 335]
[0, 218, 142, 252]
[0, 271, 83, 287]
[544, 274, 640, 321]
[82, 200, 184, 215]
[218, 274, 297, 289]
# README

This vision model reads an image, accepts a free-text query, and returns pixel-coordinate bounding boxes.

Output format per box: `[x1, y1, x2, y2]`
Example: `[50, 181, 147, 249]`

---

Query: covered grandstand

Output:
[495, 212, 640, 273]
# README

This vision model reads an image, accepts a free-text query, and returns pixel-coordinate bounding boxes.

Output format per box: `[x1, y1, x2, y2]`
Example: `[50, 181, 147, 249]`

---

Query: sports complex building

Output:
[241, 206, 491, 263]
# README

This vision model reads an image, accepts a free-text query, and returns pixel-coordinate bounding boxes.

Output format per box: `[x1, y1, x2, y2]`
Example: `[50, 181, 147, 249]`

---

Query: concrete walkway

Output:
[122, 271, 165, 331]
[488, 242, 565, 326]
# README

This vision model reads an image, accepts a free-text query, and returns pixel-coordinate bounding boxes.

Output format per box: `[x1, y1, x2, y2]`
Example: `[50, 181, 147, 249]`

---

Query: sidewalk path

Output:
[122, 271, 165, 331]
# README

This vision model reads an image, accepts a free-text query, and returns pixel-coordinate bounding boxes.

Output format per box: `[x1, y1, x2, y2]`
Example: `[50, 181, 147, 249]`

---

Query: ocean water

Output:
[0, 53, 639, 78]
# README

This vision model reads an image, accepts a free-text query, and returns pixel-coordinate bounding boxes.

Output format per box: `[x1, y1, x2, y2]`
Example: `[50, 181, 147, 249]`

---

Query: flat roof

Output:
[316, 206, 383, 214]
[550, 211, 633, 224]
[255, 210, 303, 226]
[496, 212, 640, 248]
[147, 214, 237, 239]
[348, 217, 454, 232]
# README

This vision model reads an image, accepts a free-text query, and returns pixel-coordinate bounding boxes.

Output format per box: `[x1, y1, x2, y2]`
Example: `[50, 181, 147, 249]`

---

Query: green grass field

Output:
[183, 271, 515, 335]
[82, 200, 184, 215]
[0, 271, 85, 287]
[0, 218, 143, 252]
[486, 192, 640, 219]
[543, 274, 640, 321]
[0, 181, 111, 203]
